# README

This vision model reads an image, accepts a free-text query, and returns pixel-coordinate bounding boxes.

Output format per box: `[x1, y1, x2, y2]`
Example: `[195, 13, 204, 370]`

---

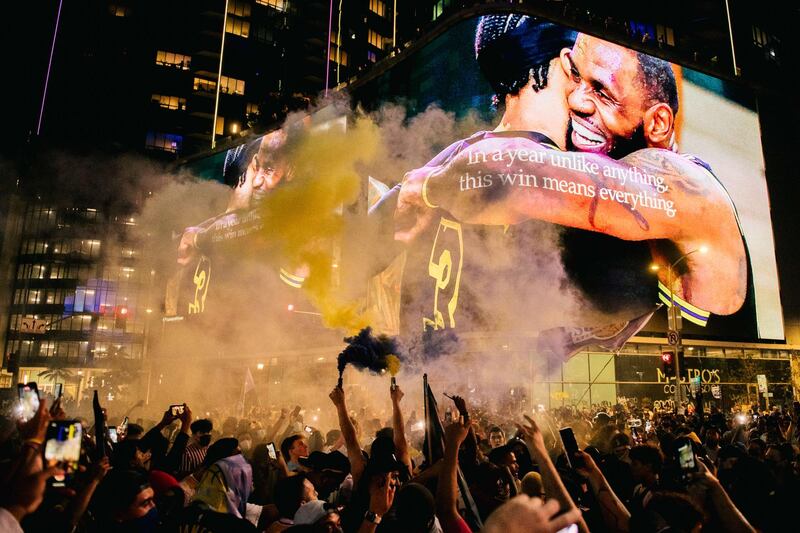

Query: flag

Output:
[240, 368, 258, 416]
[244, 368, 256, 395]
[422, 374, 445, 464]
[279, 267, 305, 289]
[92, 390, 107, 459]
[538, 305, 661, 362]
[423, 374, 483, 530]
[658, 281, 710, 326]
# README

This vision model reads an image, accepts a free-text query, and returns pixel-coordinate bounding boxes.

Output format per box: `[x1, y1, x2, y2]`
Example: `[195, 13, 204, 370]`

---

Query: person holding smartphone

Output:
[0, 396, 63, 531]
[515, 415, 589, 533]
[628, 445, 664, 515]
[177, 419, 214, 479]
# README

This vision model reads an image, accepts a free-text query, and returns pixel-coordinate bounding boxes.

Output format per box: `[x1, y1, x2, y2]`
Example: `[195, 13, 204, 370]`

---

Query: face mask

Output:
[198, 434, 212, 447]
[130, 507, 159, 533]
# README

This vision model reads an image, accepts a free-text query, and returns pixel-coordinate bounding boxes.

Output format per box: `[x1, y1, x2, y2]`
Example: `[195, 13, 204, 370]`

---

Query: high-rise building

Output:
[0, 0, 409, 400]
[1, 200, 156, 401]
[14, 0, 415, 159]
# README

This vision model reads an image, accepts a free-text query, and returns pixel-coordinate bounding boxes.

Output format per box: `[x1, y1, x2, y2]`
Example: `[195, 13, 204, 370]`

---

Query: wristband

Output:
[25, 437, 44, 446]
[363, 510, 382, 524]
[22, 440, 42, 452]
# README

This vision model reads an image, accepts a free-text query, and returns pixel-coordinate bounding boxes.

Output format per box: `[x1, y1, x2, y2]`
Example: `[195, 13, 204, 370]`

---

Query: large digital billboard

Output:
[166, 11, 782, 364]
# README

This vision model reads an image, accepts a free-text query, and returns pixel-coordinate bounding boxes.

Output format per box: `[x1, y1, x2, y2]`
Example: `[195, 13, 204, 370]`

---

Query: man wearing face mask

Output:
[178, 418, 213, 479]
[238, 432, 254, 458]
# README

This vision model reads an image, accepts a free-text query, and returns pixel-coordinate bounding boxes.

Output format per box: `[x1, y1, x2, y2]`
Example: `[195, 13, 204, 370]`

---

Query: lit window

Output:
[246, 102, 260, 115]
[751, 26, 780, 63]
[216, 117, 225, 136]
[367, 50, 377, 63]
[151, 94, 187, 111]
[368, 29, 384, 49]
[226, 16, 250, 38]
[433, 0, 450, 20]
[219, 75, 245, 95]
[193, 77, 217, 93]
[256, 0, 288, 11]
[227, 0, 252, 17]
[109, 4, 132, 17]
[655, 25, 675, 46]
[156, 50, 191, 70]
[145, 132, 183, 153]
[369, 0, 386, 17]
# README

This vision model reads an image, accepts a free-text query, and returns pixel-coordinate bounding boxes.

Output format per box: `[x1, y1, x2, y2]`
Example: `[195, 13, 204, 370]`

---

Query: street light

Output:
[650, 246, 708, 413]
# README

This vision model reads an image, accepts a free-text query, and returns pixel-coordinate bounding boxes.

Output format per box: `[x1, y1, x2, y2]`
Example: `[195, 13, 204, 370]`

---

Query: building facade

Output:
[1, 201, 156, 403]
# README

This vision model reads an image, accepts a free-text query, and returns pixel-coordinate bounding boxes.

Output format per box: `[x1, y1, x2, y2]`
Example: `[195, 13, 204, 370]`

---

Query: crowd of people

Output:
[2, 378, 798, 533]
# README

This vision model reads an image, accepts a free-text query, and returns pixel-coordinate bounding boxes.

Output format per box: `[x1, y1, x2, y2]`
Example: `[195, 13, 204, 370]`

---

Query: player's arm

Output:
[418, 136, 745, 314]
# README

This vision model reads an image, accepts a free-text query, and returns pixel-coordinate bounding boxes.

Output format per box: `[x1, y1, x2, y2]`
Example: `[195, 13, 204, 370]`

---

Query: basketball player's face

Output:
[562, 35, 648, 157]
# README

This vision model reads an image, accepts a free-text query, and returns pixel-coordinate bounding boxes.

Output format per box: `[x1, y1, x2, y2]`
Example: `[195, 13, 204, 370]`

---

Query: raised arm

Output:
[329, 387, 366, 484]
[266, 408, 291, 444]
[437, 416, 471, 533]
[164, 404, 192, 475]
[688, 462, 756, 533]
[574, 451, 631, 532]
[518, 415, 590, 533]
[402, 136, 745, 315]
[389, 384, 413, 478]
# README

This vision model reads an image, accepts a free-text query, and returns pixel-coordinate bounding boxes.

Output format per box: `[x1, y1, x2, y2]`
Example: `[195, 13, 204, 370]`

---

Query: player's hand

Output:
[395, 166, 439, 245]
[177, 227, 202, 266]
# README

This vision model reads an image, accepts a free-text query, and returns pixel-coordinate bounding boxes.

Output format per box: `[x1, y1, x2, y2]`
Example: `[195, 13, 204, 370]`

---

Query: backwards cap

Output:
[475, 14, 576, 95]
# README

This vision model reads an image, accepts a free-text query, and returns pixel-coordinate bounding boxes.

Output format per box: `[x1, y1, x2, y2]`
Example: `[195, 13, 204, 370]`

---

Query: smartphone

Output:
[17, 382, 40, 421]
[54, 383, 63, 399]
[119, 416, 129, 436]
[304, 425, 313, 434]
[44, 420, 83, 487]
[108, 427, 118, 443]
[559, 427, 583, 468]
[676, 439, 697, 481]
[170, 404, 185, 417]
[266, 442, 277, 460]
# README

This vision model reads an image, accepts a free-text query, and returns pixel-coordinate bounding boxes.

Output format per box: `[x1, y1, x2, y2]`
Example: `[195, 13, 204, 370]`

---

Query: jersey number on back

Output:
[423, 217, 463, 331]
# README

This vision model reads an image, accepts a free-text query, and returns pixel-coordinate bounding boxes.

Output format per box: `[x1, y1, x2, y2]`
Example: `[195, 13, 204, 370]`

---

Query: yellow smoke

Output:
[258, 115, 382, 333]
[386, 354, 401, 376]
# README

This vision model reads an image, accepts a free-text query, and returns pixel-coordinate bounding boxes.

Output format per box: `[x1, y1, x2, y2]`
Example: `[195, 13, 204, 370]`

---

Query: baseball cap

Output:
[299, 450, 351, 474]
